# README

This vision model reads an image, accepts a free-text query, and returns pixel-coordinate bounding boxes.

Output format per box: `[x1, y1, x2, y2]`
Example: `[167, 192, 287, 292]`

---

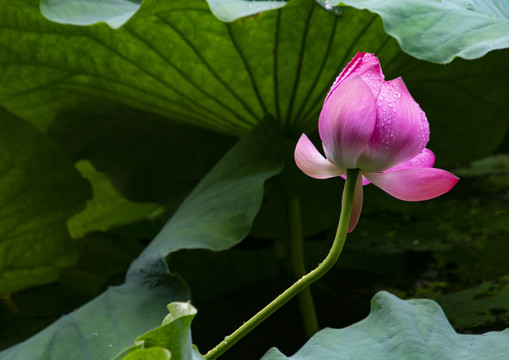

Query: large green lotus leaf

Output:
[0, 107, 91, 295]
[262, 291, 509, 360]
[39, 0, 509, 64]
[67, 160, 164, 238]
[0, 277, 191, 360]
[1, 0, 507, 166]
[40, 0, 288, 27]
[0, 121, 283, 360]
[334, 0, 509, 63]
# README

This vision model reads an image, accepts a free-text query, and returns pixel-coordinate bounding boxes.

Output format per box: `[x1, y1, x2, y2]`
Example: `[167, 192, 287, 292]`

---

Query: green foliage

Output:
[67, 160, 164, 238]
[0, 108, 91, 295]
[40, 0, 140, 28]
[1, 0, 509, 359]
[2, 0, 507, 157]
[39, 0, 509, 64]
[39, 0, 289, 28]
[262, 291, 509, 360]
[0, 121, 283, 360]
[113, 302, 203, 360]
[122, 348, 171, 360]
[335, 0, 509, 63]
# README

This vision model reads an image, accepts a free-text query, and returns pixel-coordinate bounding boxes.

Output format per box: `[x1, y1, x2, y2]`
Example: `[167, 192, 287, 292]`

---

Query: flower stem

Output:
[204, 169, 360, 360]
[288, 197, 319, 338]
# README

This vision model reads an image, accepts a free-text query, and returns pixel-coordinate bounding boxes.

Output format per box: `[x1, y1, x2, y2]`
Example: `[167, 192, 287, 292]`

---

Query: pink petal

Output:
[318, 76, 377, 169]
[357, 77, 430, 172]
[294, 134, 345, 179]
[347, 174, 364, 233]
[385, 148, 435, 172]
[364, 167, 459, 201]
[325, 52, 384, 102]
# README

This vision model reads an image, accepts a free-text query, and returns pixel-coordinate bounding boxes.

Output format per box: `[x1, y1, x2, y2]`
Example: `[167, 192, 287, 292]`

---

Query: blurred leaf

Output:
[415, 274, 509, 330]
[262, 291, 509, 360]
[0, 107, 91, 295]
[0, 223, 154, 351]
[455, 154, 509, 177]
[432, 275, 509, 330]
[67, 160, 164, 238]
[344, 161, 509, 254]
[420, 230, 509, 305]
[0, 121, 283, 360]
[333, 0, 509, 63]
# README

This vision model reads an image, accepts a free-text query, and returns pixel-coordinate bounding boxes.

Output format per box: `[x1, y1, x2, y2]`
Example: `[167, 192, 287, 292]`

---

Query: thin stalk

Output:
[204, 169, 360, 360]
[288, 197, 319, 338]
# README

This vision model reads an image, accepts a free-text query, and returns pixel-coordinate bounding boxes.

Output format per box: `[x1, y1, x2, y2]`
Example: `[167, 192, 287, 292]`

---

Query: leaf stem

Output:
[204, 169, 360, 360]
[288, 197, 319, 338]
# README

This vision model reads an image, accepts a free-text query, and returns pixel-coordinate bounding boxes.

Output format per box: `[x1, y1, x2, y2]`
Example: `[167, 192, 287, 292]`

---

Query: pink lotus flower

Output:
[294, 52, 458, 232]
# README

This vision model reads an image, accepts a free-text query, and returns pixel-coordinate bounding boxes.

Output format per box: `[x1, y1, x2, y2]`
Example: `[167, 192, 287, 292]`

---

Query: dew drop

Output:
[94, 332, 99, 336]
[108, 344, 112, 348]
[412, 239, 419, 245]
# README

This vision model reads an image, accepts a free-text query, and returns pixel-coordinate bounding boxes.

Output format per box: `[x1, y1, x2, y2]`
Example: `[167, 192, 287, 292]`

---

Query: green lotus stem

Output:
[204, 169, 360, 360]
[288, 197, 319, 338]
